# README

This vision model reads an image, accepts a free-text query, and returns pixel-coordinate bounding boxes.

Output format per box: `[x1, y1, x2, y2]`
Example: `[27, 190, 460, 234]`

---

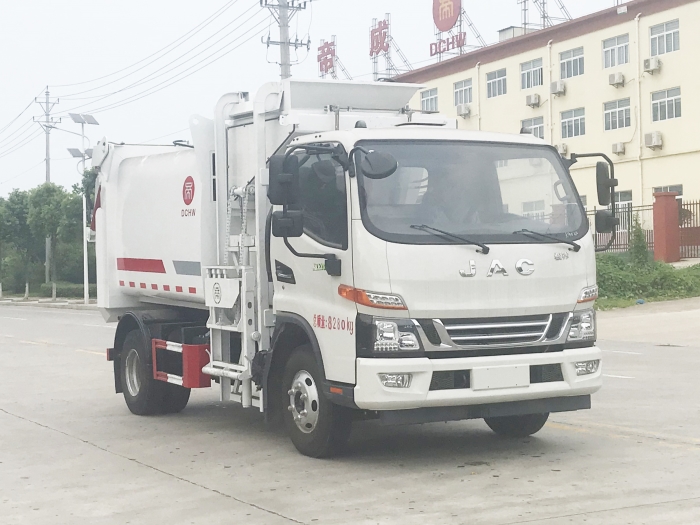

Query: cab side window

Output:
[297, 154, 348, 249]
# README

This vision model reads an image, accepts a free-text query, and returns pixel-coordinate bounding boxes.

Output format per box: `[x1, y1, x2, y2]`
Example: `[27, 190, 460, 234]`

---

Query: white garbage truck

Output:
[92, 79, 619, 457]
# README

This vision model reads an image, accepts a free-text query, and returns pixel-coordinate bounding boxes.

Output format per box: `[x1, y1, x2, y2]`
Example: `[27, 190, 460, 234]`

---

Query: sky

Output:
[0, 0, 621, 197]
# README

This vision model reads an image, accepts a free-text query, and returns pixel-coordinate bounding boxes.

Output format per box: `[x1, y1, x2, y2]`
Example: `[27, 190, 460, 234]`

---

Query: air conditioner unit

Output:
[645, 132, 663, 150]
[551, 80, 566, 96]
[609, 72, 625, 87]
[556, 143, 568, 156]
[456, 103, 471, 118]
[526, 94, 541, 108]
[644, 57, 661, 74]
[612, 142, 626, 155]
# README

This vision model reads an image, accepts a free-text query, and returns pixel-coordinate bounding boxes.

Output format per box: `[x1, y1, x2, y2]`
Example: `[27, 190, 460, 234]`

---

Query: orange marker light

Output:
[338, 285, 407, 310]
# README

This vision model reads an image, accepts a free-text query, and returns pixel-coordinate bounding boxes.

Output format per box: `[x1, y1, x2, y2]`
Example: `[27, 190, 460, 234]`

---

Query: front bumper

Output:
[354, 346, 602, 410]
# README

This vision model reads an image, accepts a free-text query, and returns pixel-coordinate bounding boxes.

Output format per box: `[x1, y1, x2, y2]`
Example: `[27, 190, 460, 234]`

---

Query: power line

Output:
[0, 159, 46, 186]
[0, 119, 35, 147]
[52, 0, 240, 90]
[0, 88, 45, 138]
[66, 16, 271, 116]
[0, 130, 44, 161]
[59, 7, 267, 116]
[58, 0, 246, 100]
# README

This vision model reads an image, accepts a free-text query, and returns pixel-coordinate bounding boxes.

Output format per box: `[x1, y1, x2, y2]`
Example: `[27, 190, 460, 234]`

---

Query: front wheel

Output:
[282, 346, 352, 458]
[484, 413, 549, 438]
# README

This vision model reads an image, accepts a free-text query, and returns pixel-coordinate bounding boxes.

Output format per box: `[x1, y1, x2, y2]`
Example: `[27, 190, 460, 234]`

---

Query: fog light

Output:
[379, 373, 413, 388]
[575, 360, 600, 376]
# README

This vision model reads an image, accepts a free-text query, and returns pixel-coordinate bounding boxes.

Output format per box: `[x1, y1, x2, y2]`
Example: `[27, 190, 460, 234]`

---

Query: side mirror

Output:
[272, 210, 304, 238]
[268, 155, 300, 205]
[360, 151, 398, 180]
[595, 210, 620, 234]
[596, 161, 618, 206]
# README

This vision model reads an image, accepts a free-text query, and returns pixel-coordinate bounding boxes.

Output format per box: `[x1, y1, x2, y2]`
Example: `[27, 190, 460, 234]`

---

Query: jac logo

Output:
[183, 176, 195, 206]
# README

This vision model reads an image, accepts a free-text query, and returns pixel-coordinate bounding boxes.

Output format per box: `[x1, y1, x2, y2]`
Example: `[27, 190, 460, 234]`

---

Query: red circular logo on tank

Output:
[183, 176, 195, 206]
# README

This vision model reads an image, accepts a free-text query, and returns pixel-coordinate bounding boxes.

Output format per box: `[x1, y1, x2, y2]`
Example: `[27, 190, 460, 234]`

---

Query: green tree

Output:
[629, 214, 650, 267]
[28, 183, 67, 282]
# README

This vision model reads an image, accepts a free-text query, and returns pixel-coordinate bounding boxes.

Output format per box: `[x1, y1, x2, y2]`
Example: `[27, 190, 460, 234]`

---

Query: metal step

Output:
[202, 361, 247, 381]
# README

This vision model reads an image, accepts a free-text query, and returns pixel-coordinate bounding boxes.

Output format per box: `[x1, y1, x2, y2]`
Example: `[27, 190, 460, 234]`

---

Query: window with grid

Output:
[651, 20, 680, 57]
[604, 98, 631, 131]
[521, 58, 543, 89]
[615, 191, 633, 206]
[522, 200, 545, 220]
[487, 69, 507, 98]
[653, 185, 683, 196]
[454, 79, 472, 106]
[604, 34, 629, 68]
[522, 117, 545, 139]
[560, 47, 584, 79]
[421, 88, 438, 112]
[561, 108, 585, 138]
[652, 88, 681, 122]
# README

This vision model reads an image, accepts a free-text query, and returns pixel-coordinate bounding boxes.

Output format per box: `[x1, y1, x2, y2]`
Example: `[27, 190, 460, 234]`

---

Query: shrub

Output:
[39, 282, 97, 298]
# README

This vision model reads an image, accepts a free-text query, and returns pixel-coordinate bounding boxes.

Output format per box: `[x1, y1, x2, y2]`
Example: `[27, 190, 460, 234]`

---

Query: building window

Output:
[421, 88, 438, 112]
[560, 47, 584, 79]
[561, 108, 585, 139]
[651, 20, 680, 57]
[652, 88, 681, 122]
[521, 58, 543, 89]
[523, 200, 545, 220]
[454, 79, 472, 106]
[615, 190, 633, 206]
[603, 34, 629, 68]
[604, 98, 631, 130]
[487, 69, 507, 98]
[580, 195, 588, 210]
[522, 117, 545, 139]
[653, 184, 683, 196]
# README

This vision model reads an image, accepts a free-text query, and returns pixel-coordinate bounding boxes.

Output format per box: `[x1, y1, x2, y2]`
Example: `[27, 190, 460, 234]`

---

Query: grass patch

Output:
[597, 253, 700, 308]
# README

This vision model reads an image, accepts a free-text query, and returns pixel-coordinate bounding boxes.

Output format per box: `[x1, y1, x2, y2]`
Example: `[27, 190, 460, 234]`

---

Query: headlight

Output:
[356, 315, 424, 357]
[568, 308, 596, 342]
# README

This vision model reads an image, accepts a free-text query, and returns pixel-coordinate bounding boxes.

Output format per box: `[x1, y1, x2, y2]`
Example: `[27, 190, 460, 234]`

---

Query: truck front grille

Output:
[439, 314, 553, 347]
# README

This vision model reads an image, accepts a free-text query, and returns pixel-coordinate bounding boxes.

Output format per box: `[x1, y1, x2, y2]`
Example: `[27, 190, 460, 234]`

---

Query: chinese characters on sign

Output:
[370, 19, 390, 57]
[313, 314, 355, 335]
[317, 40, 336, 76]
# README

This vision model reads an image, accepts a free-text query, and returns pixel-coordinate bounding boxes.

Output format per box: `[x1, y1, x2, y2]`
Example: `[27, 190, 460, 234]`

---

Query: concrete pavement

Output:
[1, 302, 699, 524]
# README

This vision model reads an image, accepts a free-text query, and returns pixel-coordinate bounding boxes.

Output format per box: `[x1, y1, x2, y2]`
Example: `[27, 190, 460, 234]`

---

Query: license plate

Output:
[471, 365, 530, 391]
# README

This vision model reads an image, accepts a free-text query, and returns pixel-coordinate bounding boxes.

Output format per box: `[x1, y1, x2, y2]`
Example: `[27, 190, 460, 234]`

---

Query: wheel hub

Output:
[124, 348, 142, 397]
[287, 370, 320, 434]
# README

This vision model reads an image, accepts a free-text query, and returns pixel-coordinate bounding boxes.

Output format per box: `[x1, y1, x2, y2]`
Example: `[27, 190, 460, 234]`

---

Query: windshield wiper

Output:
[513, 229, 581, 252]
[411, 224, 490, 254]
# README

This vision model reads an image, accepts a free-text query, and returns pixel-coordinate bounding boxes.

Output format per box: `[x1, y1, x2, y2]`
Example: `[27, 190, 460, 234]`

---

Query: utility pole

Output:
[33, 87, 61, 283]
[261, 0, 311, 80]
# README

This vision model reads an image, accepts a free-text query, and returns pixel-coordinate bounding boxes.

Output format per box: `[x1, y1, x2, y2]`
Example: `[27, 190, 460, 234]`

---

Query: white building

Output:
[398, 0, 698, 209]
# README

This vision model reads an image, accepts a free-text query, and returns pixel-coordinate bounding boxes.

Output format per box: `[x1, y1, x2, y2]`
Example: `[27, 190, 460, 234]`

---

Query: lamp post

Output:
[67, 113, 99, 305]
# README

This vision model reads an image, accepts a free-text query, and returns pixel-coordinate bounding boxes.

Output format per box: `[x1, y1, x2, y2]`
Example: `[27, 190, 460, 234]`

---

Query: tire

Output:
[484, 413, 550, 438]
[120, 330, 167, 415]
[282, 346, 352, 458]
[162, 385, 191, 414]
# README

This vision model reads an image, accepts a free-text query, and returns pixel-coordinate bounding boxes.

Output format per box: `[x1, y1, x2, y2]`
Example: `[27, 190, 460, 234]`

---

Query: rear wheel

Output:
[120, 330, 167, 415]
[484, 413, 549, 438]
[282, 346, 352, 458]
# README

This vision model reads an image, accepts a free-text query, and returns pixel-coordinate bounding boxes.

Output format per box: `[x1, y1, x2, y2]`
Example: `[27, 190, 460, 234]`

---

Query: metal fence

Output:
[587, 204, 654, 253]
[681, 200, 700, 259]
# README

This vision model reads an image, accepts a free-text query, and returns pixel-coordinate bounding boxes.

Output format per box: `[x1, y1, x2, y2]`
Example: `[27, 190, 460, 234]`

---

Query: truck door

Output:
[271, 152, 357, 384]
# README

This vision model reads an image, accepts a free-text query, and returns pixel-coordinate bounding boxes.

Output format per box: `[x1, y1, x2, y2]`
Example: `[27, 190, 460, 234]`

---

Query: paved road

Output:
[1, 303, 699, 524]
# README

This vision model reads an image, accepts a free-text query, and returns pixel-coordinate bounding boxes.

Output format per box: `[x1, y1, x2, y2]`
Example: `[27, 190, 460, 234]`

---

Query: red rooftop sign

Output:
[433, 0, 461, 32]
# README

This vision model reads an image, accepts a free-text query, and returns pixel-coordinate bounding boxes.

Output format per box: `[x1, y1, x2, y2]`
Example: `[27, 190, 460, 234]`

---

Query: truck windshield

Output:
[356, 140, 587, 245]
